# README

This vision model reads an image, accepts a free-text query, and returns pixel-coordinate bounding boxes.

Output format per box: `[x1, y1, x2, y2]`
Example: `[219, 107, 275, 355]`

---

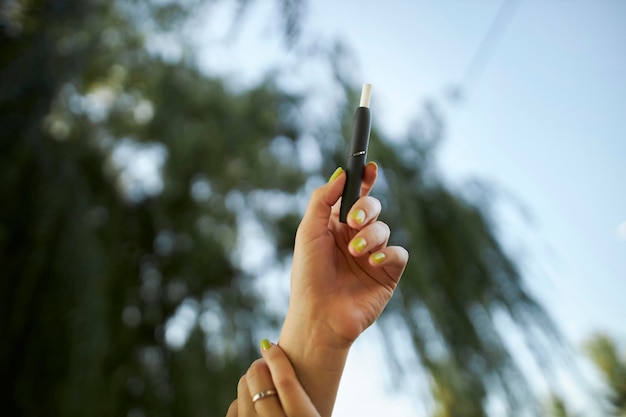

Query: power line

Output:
[462, 0, 522, 92]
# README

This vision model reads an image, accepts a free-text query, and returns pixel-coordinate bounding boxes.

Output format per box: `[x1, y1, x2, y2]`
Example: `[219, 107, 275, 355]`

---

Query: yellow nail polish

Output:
[371, 252, 386, 265]
[350, 237, 367, 253]
[260, 339, 272, 351]
[350, 209, 366, 225]
[328, 167, 344, 183]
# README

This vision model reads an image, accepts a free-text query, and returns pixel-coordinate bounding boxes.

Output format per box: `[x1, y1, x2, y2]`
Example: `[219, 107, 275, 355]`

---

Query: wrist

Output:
[278, 311, 351, 417]
[281, 304, 355, 352]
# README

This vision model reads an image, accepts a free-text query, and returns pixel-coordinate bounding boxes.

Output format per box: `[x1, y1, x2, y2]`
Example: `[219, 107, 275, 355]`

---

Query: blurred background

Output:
[1, 1, 624, 416]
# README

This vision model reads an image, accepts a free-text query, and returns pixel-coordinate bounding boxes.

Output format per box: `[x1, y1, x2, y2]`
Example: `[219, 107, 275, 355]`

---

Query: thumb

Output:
[299, 167, 346, 238]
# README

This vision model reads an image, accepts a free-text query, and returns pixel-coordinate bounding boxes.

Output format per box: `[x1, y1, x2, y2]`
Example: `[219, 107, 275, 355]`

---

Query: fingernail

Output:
[368, 161, 378, 171]
[260, 339, 272, 351]
[350, 237, 367, 253]
[370, 252, 386, 265]
[350, 209, 366, 225]
[328, 167, 344, 183]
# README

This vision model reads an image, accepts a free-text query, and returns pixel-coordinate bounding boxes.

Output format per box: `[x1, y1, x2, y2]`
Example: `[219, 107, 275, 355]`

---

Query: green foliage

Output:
[546, 394, 576, 417]
[585, 334, 626, 416]
[1, 0, 564, 416]
[1, 1, 305, 416]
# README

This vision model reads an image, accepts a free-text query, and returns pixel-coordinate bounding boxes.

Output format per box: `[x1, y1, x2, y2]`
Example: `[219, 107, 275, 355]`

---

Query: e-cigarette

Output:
[339, 83, 372, 223]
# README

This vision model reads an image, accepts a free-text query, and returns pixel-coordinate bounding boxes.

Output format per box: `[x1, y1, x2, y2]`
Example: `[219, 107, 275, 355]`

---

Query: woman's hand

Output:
[284, 163, 408, 347]
[279, 163, 409, 417]
[226, 340, 320, 417]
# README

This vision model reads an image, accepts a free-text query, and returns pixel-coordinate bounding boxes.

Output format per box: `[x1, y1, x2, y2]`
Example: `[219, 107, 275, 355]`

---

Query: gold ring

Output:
[252, 389, 278, 403]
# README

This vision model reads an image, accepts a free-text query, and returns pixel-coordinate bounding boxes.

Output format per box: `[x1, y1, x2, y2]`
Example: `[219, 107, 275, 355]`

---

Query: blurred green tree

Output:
[1, 0, 564, 416]
[585, 334, 626, 416]
[546, 394, 577, 417]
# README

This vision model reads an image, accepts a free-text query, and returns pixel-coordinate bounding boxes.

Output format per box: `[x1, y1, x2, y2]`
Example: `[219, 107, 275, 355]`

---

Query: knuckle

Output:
[226, 399, 238, 416]
[247, 358, 267, 378]
[273, 372, 299, 393]
[237, 375, 247, 393]
[373, 221, 390, 237]
[311, 186, 325, 202]
[366, 195, 382, 210]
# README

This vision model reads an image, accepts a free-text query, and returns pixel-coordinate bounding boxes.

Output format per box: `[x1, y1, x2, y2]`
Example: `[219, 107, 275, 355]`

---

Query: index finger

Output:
[360, 161, 378, 197]
[261, 341, 320, 417]
[331, 161, 379, 218]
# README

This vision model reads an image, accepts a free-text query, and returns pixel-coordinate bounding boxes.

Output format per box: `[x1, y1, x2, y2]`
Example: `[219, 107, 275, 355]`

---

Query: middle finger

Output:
[348, 221, 390, 257]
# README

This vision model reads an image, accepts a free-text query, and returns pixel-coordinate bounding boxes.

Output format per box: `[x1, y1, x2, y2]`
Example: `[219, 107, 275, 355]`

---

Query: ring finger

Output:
[246, 359, 286, 417]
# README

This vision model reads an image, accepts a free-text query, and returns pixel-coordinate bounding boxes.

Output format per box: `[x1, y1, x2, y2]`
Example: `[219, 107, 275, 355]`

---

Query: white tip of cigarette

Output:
[359, 83, 372, 108]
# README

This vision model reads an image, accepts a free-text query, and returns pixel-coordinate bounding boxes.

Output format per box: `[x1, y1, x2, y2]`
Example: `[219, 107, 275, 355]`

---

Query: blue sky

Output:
[298, 0, 626, 343]
[190, 1, 626, 415]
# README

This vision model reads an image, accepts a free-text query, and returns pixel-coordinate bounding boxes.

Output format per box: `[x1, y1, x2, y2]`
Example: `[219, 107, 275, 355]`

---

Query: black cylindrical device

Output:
[339, 83, 372, 223]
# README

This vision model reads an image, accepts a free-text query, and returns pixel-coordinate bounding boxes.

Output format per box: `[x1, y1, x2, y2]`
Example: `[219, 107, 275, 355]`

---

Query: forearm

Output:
[278, 311, 351, 417]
